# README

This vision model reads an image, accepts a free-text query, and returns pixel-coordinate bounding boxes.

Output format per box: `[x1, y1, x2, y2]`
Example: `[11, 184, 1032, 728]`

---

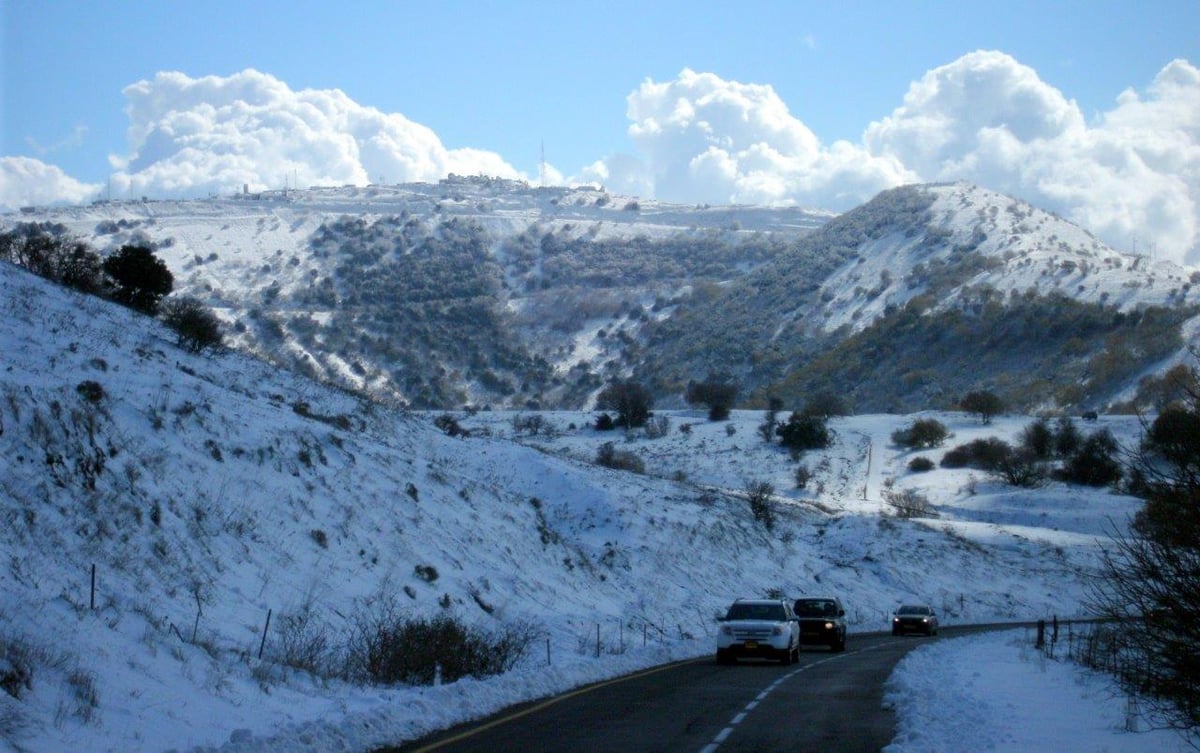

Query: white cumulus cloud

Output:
[615, 68, 913, 208]
[0, 156, 100, 211]
[591, 54, 1200, 263]
[5, 55, 1199, 264]
[864, 51, 1200, 264]
[107, 69, 524, 198]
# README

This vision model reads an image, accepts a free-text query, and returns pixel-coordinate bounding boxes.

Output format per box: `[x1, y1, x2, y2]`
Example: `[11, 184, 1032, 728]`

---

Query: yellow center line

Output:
[407, 656, 707, 752]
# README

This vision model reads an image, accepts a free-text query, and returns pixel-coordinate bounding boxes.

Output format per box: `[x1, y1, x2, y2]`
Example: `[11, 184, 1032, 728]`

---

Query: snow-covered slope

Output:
[816, 182, 1197, 334]
[0, 258, 1151, 752]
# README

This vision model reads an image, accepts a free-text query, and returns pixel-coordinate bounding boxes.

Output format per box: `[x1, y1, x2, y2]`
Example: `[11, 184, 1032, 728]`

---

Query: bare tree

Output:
[1090, 374, 1200, 744]
[960, 390, 1004, 424]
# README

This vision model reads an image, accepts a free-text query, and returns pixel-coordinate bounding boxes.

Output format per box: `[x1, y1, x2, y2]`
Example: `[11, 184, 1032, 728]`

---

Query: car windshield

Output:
[795, 600, 836, 617]
[725, 603, 786, 621]
[897, 605, 930, 615]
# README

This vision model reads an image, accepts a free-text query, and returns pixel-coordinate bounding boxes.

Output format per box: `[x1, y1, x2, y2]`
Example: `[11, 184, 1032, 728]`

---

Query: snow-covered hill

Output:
[8, 178, 1197, 414]
[816, 182, 1197, 334]
[0, 257, 1151, 752]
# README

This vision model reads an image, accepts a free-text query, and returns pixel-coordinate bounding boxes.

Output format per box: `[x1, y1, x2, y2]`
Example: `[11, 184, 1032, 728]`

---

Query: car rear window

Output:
[795, 600, 836, 616]
[726, 603, 785, 621]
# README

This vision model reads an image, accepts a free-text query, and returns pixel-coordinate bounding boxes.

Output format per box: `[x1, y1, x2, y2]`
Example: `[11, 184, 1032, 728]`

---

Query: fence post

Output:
[90, 564, 96, 610]
[258, 609, 272, 659]
[595, 623, 601, 658]
[191, 590, 203, 644]
[546, 638, 551, 666]
[1035, 619, 1045, 649]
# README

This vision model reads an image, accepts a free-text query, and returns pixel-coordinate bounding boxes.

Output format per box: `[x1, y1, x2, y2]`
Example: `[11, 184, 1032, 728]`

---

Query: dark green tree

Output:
[1060, 429, 1122, 487]
[776, 411, 830, 453]
[160, 296, 223, 353]
[892, 418, 949, 449]
[1054, 416, 1082, 457]
[803, 390, 849, 419]
[685, 374, 738, 421]
[596, 380, 652, 428]
[103, 245, 173, 314]
[1019, 417, 1055, 460]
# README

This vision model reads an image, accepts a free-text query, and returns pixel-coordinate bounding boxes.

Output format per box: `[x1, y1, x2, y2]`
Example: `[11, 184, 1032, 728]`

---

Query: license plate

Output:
[744, 641, 758, 649]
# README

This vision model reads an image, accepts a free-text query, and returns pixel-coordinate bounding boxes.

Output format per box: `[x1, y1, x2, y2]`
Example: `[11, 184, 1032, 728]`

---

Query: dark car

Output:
[892, 604, 939, 636]
[793, 597, 847, 651]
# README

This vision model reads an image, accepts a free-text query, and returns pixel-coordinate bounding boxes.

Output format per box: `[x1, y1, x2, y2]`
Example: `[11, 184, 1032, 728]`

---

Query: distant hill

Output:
[5, 177, 1196, 412]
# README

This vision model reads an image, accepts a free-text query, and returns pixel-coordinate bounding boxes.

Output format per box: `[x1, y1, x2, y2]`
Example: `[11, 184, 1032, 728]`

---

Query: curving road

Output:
[376, 626, 1000, 753]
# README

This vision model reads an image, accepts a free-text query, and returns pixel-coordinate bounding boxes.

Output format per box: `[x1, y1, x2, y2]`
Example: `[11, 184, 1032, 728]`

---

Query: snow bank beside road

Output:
[883, 630, 1188, 753]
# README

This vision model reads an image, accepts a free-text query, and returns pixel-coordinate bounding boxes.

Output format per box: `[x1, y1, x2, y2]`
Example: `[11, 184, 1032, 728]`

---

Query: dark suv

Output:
[793, 597, 847, 652]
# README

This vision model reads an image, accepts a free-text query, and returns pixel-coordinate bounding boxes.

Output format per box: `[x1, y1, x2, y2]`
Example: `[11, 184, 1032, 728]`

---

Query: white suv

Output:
[715, 598, 800, 664]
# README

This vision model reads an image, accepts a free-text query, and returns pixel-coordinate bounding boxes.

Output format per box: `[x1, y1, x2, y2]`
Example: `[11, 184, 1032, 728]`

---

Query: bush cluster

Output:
[776, 411, 831, 454]
[348, 613, 539, 685]
[892, 418, 948, 449]
[883, 487, 936, 518]
[2, 224, 227, 352]
[745, 481, 775, 530]
[595, 442, 645, 474]
[940, 417, 1121, 488]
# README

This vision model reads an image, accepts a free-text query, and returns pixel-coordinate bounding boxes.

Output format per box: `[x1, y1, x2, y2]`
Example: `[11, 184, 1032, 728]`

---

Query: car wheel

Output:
[892, 627, 900, 636]
[716, 650, 733, 665]
[833, 636, 846, 652]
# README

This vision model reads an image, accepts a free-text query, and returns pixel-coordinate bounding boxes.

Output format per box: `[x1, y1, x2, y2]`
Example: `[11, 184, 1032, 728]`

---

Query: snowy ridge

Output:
[6, 180, 1198, 413]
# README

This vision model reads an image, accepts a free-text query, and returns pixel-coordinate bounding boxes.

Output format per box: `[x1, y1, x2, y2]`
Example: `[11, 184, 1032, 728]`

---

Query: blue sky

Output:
[3, 0, 1199, 261]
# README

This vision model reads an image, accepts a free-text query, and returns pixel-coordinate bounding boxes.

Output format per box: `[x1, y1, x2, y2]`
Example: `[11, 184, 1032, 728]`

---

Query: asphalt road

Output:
[377, 626, 1001, 753]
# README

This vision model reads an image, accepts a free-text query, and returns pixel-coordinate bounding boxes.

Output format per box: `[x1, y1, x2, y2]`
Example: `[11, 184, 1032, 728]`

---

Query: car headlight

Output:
[824, 622, 834, 630]
[892, 617, 900, 622]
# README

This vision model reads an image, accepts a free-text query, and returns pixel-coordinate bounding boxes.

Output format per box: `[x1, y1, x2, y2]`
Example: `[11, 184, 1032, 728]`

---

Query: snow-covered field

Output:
[0, 256, 1189, 752]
